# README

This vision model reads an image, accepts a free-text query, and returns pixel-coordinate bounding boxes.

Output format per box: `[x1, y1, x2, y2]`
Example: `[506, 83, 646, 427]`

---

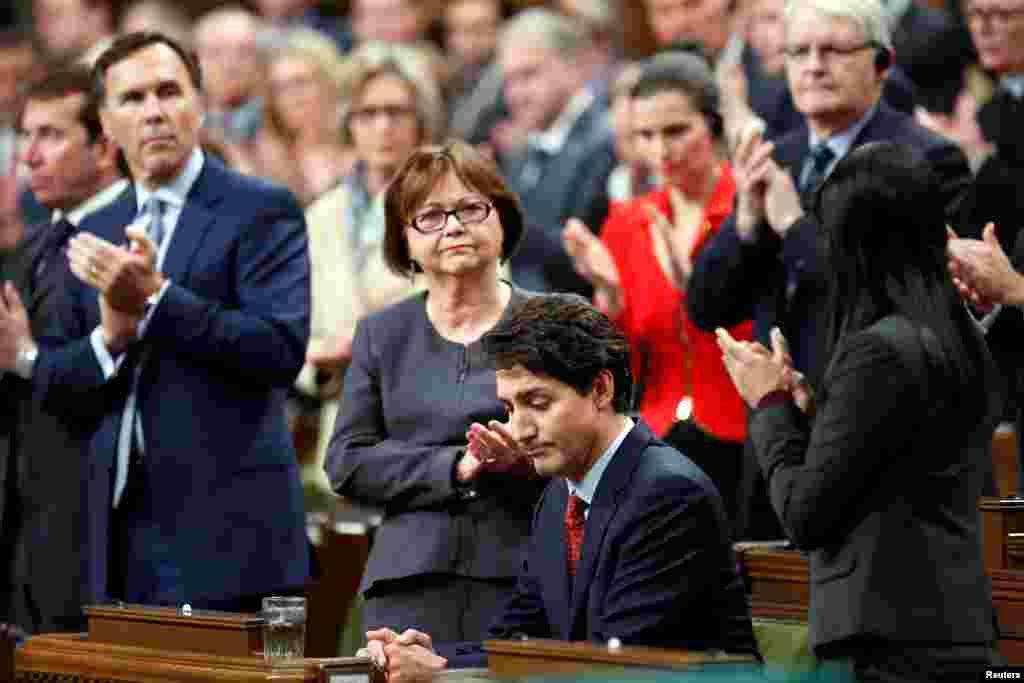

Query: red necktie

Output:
[565, 494, 587, 577]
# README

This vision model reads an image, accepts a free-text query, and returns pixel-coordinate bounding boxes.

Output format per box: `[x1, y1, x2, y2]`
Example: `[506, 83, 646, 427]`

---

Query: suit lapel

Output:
[566, 422, 651, 638]
[538, 484, 574, 638]
[160, 159, 224, 284]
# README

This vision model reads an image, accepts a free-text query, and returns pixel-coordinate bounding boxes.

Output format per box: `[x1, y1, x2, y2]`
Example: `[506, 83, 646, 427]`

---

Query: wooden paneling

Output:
[15, 633, 373, 683]
[738, 546, 1024, 664]
[483, 638, 756, 679]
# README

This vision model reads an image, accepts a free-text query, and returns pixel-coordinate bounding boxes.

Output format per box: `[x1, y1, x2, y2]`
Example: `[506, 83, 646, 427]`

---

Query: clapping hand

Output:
[645, 185, 705, 288]
[68, 226, 163, 313]
[465, 420, 534, 476]
[947, 223, 1024, 309]
[717, 326, 813, 414]
[0, 282, 31, 373]
[732, 126, 773, 241]
[562, 217, 623, 315]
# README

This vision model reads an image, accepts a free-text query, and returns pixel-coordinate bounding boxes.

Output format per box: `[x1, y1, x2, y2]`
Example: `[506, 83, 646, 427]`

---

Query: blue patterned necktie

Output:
[800, 143, 836, 198]
[145, 197, 166, 249]
[111, 197, 167, 508]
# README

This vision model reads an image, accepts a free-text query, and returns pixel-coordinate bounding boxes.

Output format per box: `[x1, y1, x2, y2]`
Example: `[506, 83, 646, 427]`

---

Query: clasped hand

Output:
[717, 327, 813, 414]
[362, 628, 446, 683]
[456, 420, 534, 484]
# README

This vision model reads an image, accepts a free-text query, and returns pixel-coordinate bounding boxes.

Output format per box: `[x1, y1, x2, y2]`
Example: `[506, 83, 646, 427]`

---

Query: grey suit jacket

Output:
[749, 315, 998, 651]
[326, 286, 546, 592]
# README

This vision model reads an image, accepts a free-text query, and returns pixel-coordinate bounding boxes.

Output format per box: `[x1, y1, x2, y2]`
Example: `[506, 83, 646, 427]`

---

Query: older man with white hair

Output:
[687, 0, 978, 540]
[690, 0, 974, 385]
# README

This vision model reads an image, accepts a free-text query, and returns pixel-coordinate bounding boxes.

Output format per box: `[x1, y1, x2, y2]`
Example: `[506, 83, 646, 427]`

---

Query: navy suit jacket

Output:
[32, 155, 311, 606]
[688, 104, 974, 385]
[444, 421, 757, 665]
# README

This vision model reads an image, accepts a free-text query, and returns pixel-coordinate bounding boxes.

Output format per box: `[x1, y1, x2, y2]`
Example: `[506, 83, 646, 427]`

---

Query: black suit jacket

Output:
[688, 103, 974, 385]
[503, 98, 615, 295]
[444, 421, 758, 665]
[0, 221, 94, 632]
[748, 315, 998, 652]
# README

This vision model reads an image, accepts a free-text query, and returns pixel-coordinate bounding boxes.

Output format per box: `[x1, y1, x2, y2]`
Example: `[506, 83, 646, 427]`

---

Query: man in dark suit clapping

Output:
[0, 65, 126, 633]
[688, 0, 978, 539]
[0, 32, 311, 611]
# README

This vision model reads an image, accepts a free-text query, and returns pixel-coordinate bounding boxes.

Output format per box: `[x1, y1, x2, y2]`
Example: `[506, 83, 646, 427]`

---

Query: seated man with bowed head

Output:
[365, 294, 758, 679]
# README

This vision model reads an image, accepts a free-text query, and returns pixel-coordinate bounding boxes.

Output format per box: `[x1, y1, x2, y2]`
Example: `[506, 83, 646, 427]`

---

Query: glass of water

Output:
[262, 596, 306, 661]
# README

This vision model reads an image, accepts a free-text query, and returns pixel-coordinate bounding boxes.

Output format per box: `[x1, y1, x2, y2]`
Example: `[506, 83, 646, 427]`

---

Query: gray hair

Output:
[498, 8, 587, 58]
[570, 0, 624, 45]
[783, 0, 893, 52]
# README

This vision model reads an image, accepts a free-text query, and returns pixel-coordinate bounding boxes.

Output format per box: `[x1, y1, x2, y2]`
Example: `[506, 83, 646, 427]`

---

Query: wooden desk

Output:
[738, 546, 1024, 664]
[483, 638, 757, 679]
[993, 424, 1019, 499]
[15, 633, 374, 682]
[981, 497, 1024, 571]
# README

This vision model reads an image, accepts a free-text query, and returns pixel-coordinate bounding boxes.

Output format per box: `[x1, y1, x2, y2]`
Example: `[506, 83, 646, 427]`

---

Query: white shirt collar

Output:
[57, 178, 130, 226]
[1002, 74, 1024, 98]
[134, 147, 204, 214]
[567, 416, 634, 505]
[882, 0, 911, 21]
[530, 89, 595, 156]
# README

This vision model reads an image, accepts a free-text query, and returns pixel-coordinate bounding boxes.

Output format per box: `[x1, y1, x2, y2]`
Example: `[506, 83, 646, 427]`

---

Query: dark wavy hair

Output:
[813, 142, 990, 424]
[482, 293, 633, 413]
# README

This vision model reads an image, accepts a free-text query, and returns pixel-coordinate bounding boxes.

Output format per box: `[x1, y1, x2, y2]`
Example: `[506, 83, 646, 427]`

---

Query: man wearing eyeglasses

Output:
[688, 0, 975, 540]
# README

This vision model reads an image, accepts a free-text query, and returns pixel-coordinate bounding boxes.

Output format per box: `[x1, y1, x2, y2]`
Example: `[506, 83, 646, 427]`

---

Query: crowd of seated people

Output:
[0, 0, 1021, 678]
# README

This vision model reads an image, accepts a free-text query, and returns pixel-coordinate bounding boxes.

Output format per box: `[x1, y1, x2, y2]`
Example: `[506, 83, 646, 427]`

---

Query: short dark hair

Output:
[383, 139, 525, 277]
[631, 51, 723, 140]
[93, 31, 202, 104]
[18, 64, 103, 142]
[482, 294, 633, 413]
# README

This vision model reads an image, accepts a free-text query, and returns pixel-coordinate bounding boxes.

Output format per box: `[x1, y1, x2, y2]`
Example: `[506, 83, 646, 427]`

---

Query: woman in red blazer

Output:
[564, 52, 752, 528]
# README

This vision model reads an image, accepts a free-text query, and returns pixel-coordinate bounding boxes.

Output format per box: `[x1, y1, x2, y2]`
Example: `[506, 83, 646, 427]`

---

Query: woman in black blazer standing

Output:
[719, 142, 1001, 681]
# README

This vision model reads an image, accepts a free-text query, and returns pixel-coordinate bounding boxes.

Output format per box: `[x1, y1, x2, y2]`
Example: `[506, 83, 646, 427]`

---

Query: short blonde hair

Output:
[340, 42, 445, 146]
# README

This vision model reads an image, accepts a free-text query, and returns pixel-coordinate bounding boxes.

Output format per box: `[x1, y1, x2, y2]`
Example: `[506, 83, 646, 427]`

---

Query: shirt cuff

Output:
[973, 303, 1002, 334]
[756, 390, 791, 410]
[137, 279, 171, 339]
[90, 327, 123, 380]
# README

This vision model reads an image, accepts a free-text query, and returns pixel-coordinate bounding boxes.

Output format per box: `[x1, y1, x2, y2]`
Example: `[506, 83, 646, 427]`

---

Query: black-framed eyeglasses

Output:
[783, 42, 875, 63]
[409, 200, 493, 234]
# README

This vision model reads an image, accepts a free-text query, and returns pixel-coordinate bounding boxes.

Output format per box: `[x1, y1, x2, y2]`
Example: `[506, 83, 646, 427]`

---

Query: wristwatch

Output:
[14, 343, 38, 379]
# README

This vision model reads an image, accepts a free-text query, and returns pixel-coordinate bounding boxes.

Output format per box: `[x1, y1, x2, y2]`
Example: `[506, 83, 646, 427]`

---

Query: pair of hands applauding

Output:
[947, 222, 1024, 310]
[717, 326, 814, 415]
[68, 223, 164, 354]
